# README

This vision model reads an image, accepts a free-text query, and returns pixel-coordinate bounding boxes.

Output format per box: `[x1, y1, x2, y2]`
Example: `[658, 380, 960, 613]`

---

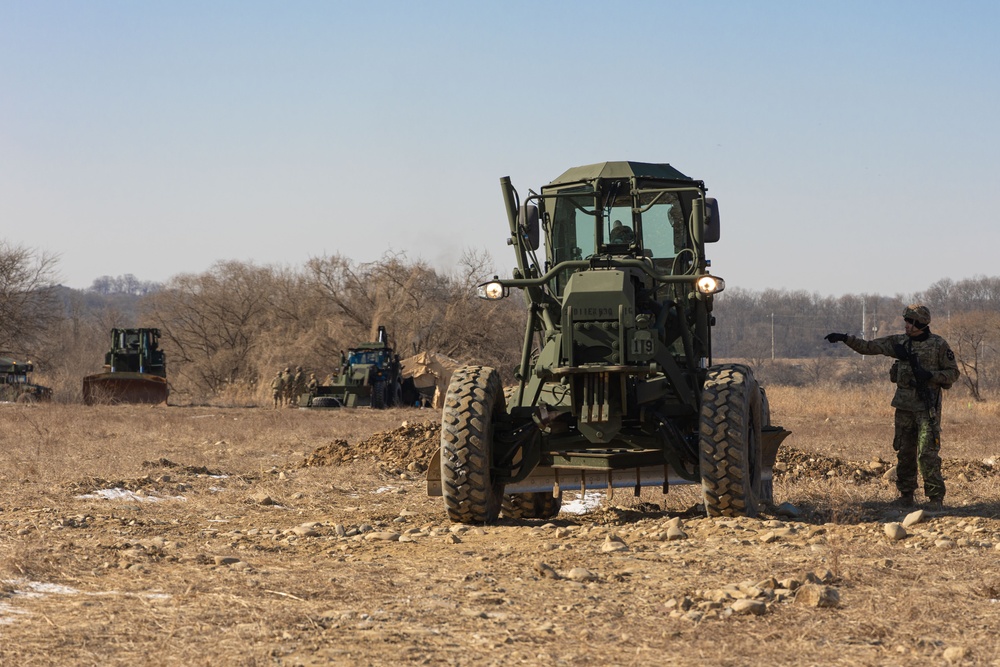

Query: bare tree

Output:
[940, 310, 1000, 401]
[0, 240, 61, 356]
[144, 261, 276, 396]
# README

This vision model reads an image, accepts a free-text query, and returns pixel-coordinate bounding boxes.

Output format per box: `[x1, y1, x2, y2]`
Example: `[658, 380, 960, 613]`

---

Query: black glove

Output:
[913, 366, 933, 384]
[824, 333, 847, 343]
[892, 343, 909, 360]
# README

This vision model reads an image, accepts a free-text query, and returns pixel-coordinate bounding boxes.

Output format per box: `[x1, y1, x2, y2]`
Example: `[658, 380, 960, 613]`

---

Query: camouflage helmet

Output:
[284, 367, 291, 373]
[296, 365, 303, 372]
[903, 304, 931, 326]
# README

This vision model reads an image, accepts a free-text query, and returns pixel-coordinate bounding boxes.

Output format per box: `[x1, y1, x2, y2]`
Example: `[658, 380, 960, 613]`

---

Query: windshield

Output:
[638, 191, 685, 259]
[550, 191, 596, 264]
[349, 350, 389, 366]
[551, 189, 686, 260]
[547, 186, 690, 293]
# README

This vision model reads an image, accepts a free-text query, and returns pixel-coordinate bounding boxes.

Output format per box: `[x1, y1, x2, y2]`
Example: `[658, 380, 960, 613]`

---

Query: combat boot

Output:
[891, 493, 915, 508]
[926, 498, 944, 511]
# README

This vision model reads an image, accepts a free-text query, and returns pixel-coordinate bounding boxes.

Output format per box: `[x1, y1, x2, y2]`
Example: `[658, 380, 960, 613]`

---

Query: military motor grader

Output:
[427, 161, 789, 523]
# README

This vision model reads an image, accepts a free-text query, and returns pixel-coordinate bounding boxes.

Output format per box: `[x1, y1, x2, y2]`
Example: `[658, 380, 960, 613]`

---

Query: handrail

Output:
[497, 258, 702, 288]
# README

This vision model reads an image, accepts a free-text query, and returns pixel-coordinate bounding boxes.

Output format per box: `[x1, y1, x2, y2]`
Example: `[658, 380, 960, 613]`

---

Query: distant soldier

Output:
[280, 366, 293, 406]
[270, 371, 285, 408]
[306, 372, 318, 392]
[825, 304, 959, 509]
[291, 366, 305, 404]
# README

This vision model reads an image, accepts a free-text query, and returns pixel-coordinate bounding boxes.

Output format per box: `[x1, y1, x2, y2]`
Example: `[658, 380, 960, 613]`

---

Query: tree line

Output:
[0, 241, 524, 403]
[3, 235, 1000, 403]
[712, 277, 1000, 400]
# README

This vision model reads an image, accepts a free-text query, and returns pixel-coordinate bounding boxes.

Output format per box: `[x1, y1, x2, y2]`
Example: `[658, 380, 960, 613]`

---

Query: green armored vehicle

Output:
[427, 161, 789, 522]
[0, 357, 52, 403]
[303, 326, 403, 408]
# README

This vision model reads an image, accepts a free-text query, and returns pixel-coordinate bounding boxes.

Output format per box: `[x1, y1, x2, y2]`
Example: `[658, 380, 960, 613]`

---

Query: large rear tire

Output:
[502, 492, 562, 520]
[440, 366, 505, 524]
[699, 364, 763, 517]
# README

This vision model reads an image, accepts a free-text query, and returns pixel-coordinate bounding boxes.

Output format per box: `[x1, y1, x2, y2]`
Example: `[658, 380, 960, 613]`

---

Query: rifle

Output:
[892, 341, 939, 429]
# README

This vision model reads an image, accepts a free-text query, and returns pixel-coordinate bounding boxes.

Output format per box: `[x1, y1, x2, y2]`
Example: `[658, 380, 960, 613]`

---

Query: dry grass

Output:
[0, 391, 998, 666]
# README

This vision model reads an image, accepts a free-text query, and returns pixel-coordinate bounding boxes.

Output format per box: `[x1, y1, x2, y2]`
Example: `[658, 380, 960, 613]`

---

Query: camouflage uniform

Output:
[291, 366, 305, 404]
[270, 371, 285, 408]
[306, 373, 318, 392]
[835, 305, 959, 503]
[280, 367, 293, 406]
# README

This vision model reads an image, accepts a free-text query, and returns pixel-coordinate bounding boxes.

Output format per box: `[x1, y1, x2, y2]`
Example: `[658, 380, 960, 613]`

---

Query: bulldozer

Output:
[82, 328, 168, 405]
[0, 357, 52, 403]
[301, 326, 403, 408]
[427, 161, 789, 523]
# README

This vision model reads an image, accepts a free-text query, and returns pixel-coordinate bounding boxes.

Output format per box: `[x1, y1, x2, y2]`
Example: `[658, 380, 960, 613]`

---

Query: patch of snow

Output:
[0, 578, 79, 624]
[75, 488, 186, 502]
[561, 490, 604, 515]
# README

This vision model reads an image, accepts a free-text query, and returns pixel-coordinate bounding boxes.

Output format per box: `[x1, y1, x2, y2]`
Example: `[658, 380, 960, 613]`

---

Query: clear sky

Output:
[2, 1, 997, 295]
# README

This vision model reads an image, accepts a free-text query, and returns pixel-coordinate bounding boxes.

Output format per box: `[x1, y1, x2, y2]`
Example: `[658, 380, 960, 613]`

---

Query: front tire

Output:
[699, 364, 763, 517]
[371, 380, 386, 409]
[440, 366, 506, 523]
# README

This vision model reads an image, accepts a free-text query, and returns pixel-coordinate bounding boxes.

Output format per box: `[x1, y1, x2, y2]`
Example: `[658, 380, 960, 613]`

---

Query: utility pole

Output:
[861, 298, 866, 340]
[771, 312, 775, 361]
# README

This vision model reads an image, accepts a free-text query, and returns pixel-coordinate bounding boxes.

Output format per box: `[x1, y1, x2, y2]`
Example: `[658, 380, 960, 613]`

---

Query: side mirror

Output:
[704, 198, 721, 243]
[518, 203, 540, 251]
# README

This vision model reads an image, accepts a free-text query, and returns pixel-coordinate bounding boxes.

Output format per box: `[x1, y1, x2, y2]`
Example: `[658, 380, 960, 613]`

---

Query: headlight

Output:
[476, 281, 509, 300]
[695, 274, 726, 295]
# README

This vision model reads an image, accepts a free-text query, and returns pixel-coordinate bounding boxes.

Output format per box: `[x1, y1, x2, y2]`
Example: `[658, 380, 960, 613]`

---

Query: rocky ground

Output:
[1, 407, 999, 666]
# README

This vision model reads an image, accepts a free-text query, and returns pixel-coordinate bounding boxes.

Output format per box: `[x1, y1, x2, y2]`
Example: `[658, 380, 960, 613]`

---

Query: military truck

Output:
[0, 357, 52, 403]
[427, 161, 789, 523]
[302, 326, 403, 408]
[82, 328, 168, 405]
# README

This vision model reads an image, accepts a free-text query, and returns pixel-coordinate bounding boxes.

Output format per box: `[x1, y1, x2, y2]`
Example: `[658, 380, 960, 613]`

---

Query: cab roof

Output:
[546, 161, 696, 188]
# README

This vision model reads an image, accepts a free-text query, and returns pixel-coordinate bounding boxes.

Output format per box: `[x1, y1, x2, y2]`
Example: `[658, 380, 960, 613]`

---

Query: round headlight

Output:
[695, 275, 726, 295]
[477, 281, 508, 300]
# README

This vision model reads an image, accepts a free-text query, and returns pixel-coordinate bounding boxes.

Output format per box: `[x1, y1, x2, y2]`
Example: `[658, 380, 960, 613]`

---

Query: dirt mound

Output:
[302, 420, 440, 471]
[300, 439, 352, 467]
[774, 447, 889, 483]
[775, 446, 1000, 483]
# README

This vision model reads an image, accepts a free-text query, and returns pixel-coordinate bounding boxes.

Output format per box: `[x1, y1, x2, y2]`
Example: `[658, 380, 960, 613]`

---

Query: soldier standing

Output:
[280, 366, 293, 406]
[291, 366, 305, 404]
[270, 370, 285, 408]
[825, 304, 959, 509]
[307, 372, 318, 392]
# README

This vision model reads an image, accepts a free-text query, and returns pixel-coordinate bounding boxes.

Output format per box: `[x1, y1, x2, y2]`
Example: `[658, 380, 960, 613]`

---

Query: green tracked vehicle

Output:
[427, 161, 789, 523]
[82, 328, 168, 405]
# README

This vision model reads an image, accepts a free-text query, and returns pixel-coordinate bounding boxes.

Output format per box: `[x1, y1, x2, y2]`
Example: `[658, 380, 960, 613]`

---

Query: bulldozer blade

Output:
[82, 373, 169, 406]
